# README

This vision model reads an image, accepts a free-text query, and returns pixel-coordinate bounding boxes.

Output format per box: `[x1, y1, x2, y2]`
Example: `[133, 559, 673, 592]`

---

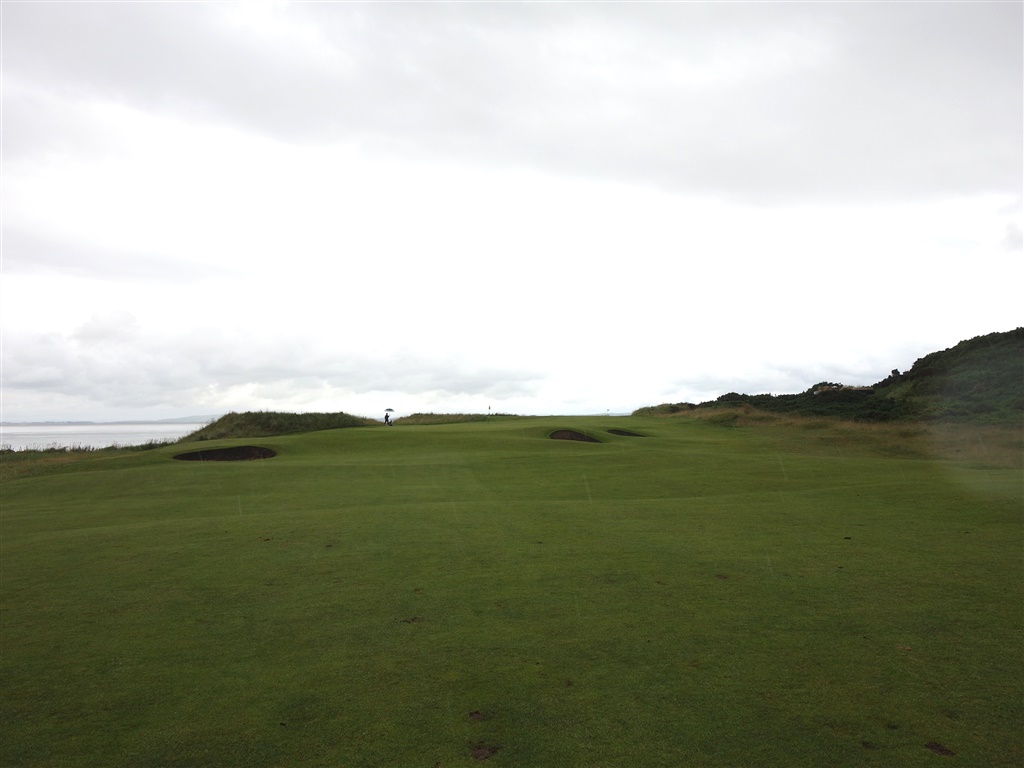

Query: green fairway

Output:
[2, 416, 1021, 767]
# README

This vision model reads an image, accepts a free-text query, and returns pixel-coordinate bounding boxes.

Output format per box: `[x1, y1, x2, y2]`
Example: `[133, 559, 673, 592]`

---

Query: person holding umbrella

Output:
[384, 408, 394, 426]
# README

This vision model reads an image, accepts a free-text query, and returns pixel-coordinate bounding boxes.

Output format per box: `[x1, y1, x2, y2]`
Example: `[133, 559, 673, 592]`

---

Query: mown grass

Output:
[394, 413, 523, 426]
[1, 417, 1021, 767]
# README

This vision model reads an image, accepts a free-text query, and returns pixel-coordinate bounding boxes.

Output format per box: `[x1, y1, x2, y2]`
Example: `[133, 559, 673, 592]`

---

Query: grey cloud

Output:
[314, 2, 1023, 203]
[2, 229, 230, 282]
[362, 360, 539, 400]
[0, 80, 117, 161]
[71, 312, 140, 344]
[1004, 223, 1023, 252]
[4, 2, 1019, 204]
[2, 325, 540, 412]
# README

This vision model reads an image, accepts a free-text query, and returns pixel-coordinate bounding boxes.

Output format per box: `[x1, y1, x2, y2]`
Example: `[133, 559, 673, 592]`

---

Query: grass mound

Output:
[181, 410, 374, 441]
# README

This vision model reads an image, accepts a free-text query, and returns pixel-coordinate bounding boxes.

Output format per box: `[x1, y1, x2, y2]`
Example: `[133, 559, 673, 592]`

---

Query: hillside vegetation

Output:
[180, 410, 375, 441]
[637, 328, 1023, 424]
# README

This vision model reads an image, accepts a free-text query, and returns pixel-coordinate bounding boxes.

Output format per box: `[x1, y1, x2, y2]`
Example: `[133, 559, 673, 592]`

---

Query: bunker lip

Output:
[549, 429, 601, 443]
[608, 428, 645, 437]
[172, 446, 277, 461]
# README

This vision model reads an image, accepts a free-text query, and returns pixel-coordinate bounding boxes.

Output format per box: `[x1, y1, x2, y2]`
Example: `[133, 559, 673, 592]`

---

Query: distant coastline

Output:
[1, 416, 217, 427]
[1, 420, 214, 451]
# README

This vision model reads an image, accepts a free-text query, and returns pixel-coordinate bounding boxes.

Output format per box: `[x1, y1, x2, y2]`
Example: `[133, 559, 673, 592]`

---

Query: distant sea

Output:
[0, 423, 208, 451]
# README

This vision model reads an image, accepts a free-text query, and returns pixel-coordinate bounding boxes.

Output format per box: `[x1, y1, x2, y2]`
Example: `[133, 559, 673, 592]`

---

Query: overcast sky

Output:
[2, 1, 1021, 422]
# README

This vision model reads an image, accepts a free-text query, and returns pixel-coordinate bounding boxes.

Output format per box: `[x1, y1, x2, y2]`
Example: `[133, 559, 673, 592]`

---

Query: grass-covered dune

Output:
[181, 410, 377, 442]
[2, 416, 1021, 767]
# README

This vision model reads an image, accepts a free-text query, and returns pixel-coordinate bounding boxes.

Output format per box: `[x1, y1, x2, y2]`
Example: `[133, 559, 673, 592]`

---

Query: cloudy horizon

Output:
[2, 2, 1021, 423]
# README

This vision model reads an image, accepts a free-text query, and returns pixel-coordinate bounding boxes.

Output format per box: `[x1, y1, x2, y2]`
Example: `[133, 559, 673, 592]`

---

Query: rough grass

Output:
[0, 441, 176, 483]
[1, 417, 1021, 767]
[656, 406, 1024, 469]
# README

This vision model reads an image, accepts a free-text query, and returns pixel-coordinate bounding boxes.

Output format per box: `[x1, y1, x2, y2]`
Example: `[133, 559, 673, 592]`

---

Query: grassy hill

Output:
[180, 410, 376, 441]
[875, 327, 1023, 421]
[637, 328, 1023, 424]
[2, 416, 1020, 767]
